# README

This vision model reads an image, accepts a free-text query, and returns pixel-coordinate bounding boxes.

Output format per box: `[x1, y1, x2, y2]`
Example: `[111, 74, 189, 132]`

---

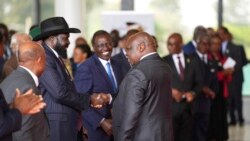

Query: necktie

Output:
[58, 57, 72, 80]
[177, 56, 184, 80]
[106, 62, 117, 92]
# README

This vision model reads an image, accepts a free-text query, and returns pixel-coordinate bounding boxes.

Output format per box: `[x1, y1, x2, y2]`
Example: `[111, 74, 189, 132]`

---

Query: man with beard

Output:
[38, 17, 112, 141]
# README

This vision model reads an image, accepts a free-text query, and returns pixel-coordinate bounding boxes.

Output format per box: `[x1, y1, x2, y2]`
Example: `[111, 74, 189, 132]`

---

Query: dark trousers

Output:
[193, 113, 209, 141]
[229, 83, 244, 123]
[173, 102, 193, 141]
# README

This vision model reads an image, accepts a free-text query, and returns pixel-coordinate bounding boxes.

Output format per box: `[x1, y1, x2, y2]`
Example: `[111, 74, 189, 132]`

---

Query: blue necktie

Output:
[106, 62, 117, 92]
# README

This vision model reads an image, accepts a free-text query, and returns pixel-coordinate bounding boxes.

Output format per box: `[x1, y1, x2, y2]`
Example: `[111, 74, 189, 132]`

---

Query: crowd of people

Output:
[0, 16, 248, 141]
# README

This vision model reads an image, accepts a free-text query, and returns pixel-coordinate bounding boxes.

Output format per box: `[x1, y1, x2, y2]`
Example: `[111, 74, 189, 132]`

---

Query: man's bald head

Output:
[18, 41, 46, 77]
[125, 32, 156, 65]
[11, 33, 31, 54]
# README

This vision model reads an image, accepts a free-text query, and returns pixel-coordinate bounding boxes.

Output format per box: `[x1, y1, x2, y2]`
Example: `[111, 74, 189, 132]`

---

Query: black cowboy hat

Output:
[38, 17, 81, 40]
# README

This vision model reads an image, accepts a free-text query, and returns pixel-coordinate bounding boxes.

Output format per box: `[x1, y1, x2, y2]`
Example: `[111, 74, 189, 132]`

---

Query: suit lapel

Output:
[168, 55, 180, 79]
[111, 60, 121, 85]
[43, 43, 71, 81]
[184, 54, 191, 77]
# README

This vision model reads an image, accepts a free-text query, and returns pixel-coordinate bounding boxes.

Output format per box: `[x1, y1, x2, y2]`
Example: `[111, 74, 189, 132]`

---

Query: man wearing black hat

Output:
[38, 17, 111, 141]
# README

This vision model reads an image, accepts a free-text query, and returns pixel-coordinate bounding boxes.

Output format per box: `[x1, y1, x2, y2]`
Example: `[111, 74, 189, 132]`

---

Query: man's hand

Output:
[12, 89, 46, 115]
[90, 93, 111, 108]
[202, 87, 216, 99]
[100, 119, 112, 136]
[172, 89, 182, 103]
[183, 92, 194, 102]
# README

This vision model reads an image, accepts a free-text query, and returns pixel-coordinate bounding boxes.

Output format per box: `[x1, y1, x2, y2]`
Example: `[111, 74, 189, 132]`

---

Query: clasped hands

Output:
[90, 93, 111, 108]
[172, 89, 194, 103]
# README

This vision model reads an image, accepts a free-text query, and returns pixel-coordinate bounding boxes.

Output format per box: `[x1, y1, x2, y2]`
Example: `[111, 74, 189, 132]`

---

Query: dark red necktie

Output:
[177, 56, 184, 80]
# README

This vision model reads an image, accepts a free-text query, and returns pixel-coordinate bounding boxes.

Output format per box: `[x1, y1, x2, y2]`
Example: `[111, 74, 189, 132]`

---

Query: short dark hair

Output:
[219, 26, 230, 34]
[91, 30, 111, 46]
[75, 44, 92, 58]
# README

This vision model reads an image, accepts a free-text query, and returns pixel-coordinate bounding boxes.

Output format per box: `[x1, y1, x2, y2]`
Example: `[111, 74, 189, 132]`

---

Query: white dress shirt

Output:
[140, 52, 157, 61]
[98, 57, 117, 88]
[196, 50, 207, 64]
[172, 52, 185, 75]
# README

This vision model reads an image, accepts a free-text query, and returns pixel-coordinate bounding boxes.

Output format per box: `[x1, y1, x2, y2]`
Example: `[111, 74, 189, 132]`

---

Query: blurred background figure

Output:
[75, 36, 88, 46]
[72, 44, 92, 76]
[0, 32, 5, 77]
[29, 25, 43, 45]
[0, 23, 11, 61]
[110, 29, 121, 57]
[1, 33, 31, 81]
[218, 26, 248, 126]
[112, 29, 139, 79]
[207, 34, 232, 141]
[183, 25, 207, 54]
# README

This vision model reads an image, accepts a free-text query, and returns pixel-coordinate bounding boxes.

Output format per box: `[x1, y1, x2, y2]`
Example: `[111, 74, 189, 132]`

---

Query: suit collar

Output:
[92, 55, 117, 93]
[43, 42, 59, 58]
[140, 52, 157, 61]
[16, 67, 38, 87]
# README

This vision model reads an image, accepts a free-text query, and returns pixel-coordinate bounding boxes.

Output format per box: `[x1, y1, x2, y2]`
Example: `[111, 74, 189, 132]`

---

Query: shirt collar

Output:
[98, 57, 111, 66]
[172, 52, 184, 59]
[19, 66, 39, 87]
[140, 52, 157, 61]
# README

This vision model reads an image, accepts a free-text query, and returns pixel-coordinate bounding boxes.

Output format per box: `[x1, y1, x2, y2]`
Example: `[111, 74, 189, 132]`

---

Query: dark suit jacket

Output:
[0, 67, 49, 141]
[74, 54, 122, 141]
[112, 50, 131, 79]
[0, 89, 22, 141]
[163, 54, 203, 115]
[39, 43, 90, 141]
[191, 53, 217, 114]
[183, 41, 196, 55]
[113, 53, 174, 141]
[224, 42, 246, 83]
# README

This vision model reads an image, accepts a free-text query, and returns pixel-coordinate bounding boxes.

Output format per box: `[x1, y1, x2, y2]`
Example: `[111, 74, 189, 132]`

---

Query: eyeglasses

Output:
[95, 42, 112, 49]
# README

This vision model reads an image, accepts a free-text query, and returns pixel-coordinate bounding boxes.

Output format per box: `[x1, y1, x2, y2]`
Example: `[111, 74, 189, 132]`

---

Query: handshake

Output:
[11, 89, 112, 116]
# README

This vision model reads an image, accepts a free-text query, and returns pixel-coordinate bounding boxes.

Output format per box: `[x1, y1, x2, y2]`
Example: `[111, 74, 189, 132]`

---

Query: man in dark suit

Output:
[74, 30, 123, 141]
[163, 33, 203, 141]
[0, 42, 49, 141]
[0, 88, 46, 141]
[113, 32, 173, 141]
[191, 33, 216, 141]
[218, 26, 247, 126]
[183, 26, 207, 54]
[37, 17, 112, 141]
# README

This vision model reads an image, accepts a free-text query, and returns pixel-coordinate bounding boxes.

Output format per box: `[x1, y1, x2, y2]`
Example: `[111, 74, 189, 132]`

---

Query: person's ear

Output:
[138, 42, 146, 52]
[36, 57, 41, 63]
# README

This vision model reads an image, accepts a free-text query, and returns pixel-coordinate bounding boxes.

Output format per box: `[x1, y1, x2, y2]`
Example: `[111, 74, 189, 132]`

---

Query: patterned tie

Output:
[177, 56, 184, 80]
[106, 62, 117, 92]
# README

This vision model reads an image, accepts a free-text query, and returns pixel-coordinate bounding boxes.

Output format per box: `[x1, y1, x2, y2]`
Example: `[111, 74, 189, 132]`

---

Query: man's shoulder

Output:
[162, 55, 172, 61]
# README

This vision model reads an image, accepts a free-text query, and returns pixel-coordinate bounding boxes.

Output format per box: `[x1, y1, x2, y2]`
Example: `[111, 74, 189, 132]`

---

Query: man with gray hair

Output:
[1, 33, 31, 80]
[183, 25, 207, 54]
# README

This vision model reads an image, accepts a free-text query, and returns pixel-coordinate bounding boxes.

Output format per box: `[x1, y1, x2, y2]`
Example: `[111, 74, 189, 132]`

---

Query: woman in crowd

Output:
[208, 34, 233, 141]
